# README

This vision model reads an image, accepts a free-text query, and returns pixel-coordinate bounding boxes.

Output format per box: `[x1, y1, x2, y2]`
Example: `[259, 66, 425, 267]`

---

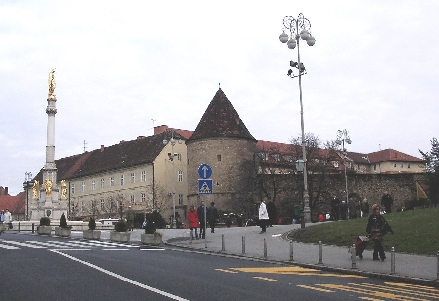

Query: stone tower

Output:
[187, 88, 257, 212]
[29, 69, 68, 220]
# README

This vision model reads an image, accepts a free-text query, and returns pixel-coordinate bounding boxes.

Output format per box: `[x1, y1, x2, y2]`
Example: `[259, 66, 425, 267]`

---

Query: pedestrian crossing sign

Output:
[198, 179, 213, 194]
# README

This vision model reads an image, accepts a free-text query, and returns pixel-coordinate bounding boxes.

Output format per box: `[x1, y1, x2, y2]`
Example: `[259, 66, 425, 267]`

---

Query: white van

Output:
[98, 218, 119, 226]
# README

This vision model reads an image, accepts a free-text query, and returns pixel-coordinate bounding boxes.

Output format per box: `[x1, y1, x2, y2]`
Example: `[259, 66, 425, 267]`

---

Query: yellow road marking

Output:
[318, 284, 425, 301]
[297, 284, 334, 293]
[253, 276, 277, 282]
[358, 297, 387, 301]
[231, 267, 319, 273]
[229, 267, 365, 278]
[215, 269, 238, 274]
[386, 282, 439, 293]
[351, 282, 439, 299]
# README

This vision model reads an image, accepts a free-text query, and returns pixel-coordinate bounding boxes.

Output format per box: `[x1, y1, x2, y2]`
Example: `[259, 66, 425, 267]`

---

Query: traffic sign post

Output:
[198, 163, 213, 179]
[197, 163, 213, 248]
[198, 179, 213, 194]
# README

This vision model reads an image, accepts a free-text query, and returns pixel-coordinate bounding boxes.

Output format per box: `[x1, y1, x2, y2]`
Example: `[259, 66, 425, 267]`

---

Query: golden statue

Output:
[32, 180, 39, 198]
[60, 180, 67, 199]
[44, 179, 53, 197]
[48, 68, 56, 99]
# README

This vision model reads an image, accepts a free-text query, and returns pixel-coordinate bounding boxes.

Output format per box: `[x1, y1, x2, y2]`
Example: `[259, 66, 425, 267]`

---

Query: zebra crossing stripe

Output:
[0, 244, 20, 249]
[1, 240, 46, 248]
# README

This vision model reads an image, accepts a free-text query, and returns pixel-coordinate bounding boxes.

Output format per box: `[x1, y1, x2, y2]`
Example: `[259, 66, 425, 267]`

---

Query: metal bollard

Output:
[390, 247, 396, 274]
[190, 229, 193, 243]
[318, 240, 323, 265]
[351, 244, 357, 269]
[289, 241, 294, 261]
[264, 238, 267, 258]
[32, 223, 34, 233]
[18, 222, 20, 232]
[221, 234, 225, 252]
[242, 236, 245, 255]
[436, 251, 439, 281]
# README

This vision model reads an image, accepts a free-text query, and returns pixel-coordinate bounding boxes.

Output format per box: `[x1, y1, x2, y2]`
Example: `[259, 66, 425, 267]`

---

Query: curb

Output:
[165, 240, 439, 288]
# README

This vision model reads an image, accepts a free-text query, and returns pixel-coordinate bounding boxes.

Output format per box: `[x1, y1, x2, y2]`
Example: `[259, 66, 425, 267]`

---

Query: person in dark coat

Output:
[366, 203, 394, 261]
[207, 202, 219, 233]
[266, 198, 277, 227]
[340, 200, 348, 220]
[381, 191, 393, 213]
[330, 194, 340, 221]
[197, 201, 206, 239]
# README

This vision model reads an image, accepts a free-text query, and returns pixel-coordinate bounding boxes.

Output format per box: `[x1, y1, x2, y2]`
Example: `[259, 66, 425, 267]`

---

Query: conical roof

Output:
[188, 88, 256, 142]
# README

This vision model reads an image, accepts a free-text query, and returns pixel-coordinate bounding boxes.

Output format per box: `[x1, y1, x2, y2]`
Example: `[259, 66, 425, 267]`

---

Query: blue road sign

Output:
[197, 163, 212, 179]
[198, 179, 213, 194]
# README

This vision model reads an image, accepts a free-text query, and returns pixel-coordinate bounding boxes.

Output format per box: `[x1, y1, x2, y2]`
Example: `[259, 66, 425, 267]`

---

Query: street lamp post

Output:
[163, 130, 182, 229]
[336, 129, 352, 212]
[23, 171, 33, 221]
[280, 14, 316, 224]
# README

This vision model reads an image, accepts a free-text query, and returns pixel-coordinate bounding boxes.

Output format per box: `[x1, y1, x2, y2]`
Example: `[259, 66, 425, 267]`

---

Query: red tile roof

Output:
[33, 130, 186, 182]
[0, 192, 25, 214]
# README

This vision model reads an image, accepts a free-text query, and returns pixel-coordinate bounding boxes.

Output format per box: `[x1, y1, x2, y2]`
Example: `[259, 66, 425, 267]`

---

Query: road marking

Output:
[51, 250, 190, 301]
[0, 239, 46, 248]
[215, 269, 238, 274]
[317, 284, 415, 300]
[0, 244, 20, 249]
[140, 248, 166, 251]
[297, 285, 334, 293]
[230, 266, 365, 278]
[253, 276, 277, 282]
[102, 249, 129, 251]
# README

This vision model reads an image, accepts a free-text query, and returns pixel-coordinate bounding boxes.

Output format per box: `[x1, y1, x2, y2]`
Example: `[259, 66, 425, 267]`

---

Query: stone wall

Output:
[256, 172, 427, 219]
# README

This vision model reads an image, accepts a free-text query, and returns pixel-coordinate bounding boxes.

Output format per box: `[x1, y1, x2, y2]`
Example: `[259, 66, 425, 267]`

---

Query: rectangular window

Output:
[141, 193, 146, 202]
[374, 164, 377, 171]
[91, 180, 96, 191]
[217, 154, 222, 161]
[71, 183, 75, 194]
[130, 194, 135, 203]
[177, 153, 182, 161]
[141, 170, 146, 182]
[120, 174, 124, 186]
[81, 181, 86, 192]
[178, 194, 183, 205]
[110, 176, 114, 187]
[100, 178, 105, 188]
[394, 163, 397, 168]
[273, 154, 280, 162]
[401, 163, 404, 168]
[130, 172, 135, 183]
[178, 170, 183, 182]
[100, 199, 105, 210]
[333, 161, 339, 168]
[81, 201, 85, 212]
[408, 163, 411, 169]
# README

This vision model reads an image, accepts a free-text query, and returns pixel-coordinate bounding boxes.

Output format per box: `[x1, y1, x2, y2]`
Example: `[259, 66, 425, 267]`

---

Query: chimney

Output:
[100, 145, 104, 152]
[5, 187, 8, 195]
[154, 125, 168, 135]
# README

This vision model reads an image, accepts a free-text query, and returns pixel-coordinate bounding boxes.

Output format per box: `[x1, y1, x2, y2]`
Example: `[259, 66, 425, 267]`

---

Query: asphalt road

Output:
[1, 233, 438, 301]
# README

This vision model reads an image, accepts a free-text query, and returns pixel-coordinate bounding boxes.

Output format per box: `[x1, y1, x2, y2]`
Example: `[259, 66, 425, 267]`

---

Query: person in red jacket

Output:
[188, 205, 199, 239]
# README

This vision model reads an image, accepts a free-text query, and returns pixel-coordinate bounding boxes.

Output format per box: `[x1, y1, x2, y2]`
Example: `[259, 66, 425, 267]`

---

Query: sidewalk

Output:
[159, 224, 439, 287]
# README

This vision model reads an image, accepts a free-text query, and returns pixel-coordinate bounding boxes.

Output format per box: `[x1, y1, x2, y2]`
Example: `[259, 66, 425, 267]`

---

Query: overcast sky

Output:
[1, 1, 438, 195]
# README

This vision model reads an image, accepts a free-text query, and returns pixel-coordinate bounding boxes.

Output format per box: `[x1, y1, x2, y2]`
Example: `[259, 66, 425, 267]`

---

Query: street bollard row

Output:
[208, 234, 439, 281]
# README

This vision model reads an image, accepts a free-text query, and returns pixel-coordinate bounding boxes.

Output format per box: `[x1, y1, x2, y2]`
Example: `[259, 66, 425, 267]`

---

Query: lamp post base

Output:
[303, 191, 312, 224]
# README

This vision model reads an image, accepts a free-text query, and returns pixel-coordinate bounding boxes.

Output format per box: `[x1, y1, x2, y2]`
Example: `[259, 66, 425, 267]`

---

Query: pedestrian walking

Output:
[340, 200, 348, 220]
[266, 198, 277, 227]
[258, 199, 269, 234]
[330, 194, 340, 221]
[3, 209, 12, 229]
[207, 202, 219, 233]
[187, 205, 199, 239]
[361, 197, 369, 217]
[366, 204, 394, 261]
[126, 206, 135, 231]
[381, 191, 393, 213]
[197, 201, 206, 239]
